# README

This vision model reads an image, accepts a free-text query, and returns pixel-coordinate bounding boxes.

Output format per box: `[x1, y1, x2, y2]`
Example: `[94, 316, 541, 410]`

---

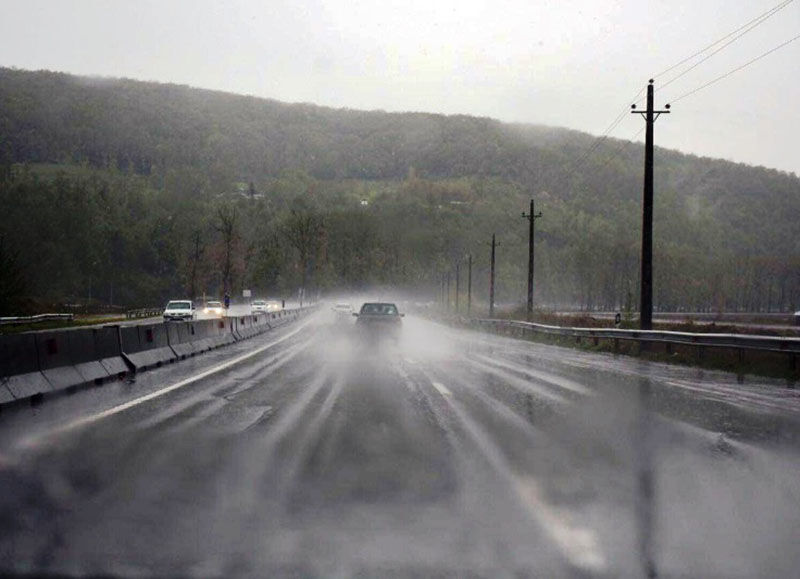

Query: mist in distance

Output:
[0, 0, 798, 174]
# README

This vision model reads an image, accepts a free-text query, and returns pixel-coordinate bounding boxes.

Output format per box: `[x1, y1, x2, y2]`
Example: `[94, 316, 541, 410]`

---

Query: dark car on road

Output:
[353, 302, 404, 339]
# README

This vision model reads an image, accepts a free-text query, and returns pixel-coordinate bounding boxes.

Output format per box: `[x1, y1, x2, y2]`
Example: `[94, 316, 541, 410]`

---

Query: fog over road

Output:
[1, 309, 799, 578]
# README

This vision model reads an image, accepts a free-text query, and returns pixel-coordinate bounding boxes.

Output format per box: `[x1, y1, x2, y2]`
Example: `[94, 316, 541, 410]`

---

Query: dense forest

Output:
[1, 67, 798, 314]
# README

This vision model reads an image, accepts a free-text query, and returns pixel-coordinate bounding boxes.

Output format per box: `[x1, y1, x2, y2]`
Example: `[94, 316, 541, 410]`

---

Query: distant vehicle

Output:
[252, 299, 282, 313]
[163, 300, 195, 321]
[353, 302, 404, 339]
[203, 300, 224, 316]
[332, 303, 354, 319]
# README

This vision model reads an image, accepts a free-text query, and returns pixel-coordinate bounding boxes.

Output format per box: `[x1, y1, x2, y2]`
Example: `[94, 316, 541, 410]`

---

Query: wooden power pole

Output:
[489, 234, 496, 318]
[632, 80, 670, 330]
[522, 198, 543, 321]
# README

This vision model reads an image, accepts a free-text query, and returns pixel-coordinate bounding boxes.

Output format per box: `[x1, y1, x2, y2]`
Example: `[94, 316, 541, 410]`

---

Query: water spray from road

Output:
[0, 297, 798, 577]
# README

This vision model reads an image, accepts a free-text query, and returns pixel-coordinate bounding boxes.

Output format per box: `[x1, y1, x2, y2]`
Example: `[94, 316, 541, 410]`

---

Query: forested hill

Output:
[1, 67, 799, 313]
[0, 67, 601, 202]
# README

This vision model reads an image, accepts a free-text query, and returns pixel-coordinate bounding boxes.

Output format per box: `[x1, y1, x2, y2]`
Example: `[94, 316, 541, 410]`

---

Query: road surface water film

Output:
[1, 308, 799, 578]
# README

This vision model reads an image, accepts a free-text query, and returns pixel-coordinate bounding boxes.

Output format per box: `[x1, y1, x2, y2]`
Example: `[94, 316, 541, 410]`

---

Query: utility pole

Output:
[467, 254, 472, 315]
[446, 271, 451, 313]
[455, 262, 460, 313]
[522, 198, 543, 321]
[489, 234, 497, 318]
[632, 80, 670, 331]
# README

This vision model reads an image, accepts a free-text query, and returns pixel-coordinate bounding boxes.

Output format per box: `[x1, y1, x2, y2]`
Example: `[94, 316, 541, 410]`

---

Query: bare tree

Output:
[215, 205, 239, 294]
[281, 208, 323, 297]
[0, 234, 27, 314]
[184, 228, 205, 299]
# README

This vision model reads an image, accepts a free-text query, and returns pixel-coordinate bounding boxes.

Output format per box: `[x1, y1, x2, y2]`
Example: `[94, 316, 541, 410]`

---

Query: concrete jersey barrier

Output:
[0, 305, 313, 407]
[120, 323, 177, 371]
[0, 333, 53, 402]
[192, 319, 226, 351]
[93, 326, 129, 377]
[240, 315, 265, 339]
[36, 330, 105, 390]
[167, 321, 206, 359]
[166, 319, 232, 357]
[207, 318, 236, 348]
[251, 313, 270, 333]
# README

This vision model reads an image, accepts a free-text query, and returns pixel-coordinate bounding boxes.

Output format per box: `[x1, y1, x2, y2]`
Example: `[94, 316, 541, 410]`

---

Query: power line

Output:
[595, 126, 646, 172]
[561, 88, 644, 181]
[561, 0, 795, 182]
[658, 0, 794, 91]
[654, 0, 794, 80]
[669, 32, 800, 104]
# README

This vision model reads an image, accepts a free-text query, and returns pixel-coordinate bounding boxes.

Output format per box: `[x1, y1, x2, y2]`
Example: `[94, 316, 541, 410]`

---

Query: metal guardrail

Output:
[473, 318, 800, 356]
[0, 313, 75, 326]
[125, 308, 163, 319]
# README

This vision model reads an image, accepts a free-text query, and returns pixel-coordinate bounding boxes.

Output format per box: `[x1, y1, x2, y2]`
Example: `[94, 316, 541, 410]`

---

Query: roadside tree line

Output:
[1, 164, 798, 316]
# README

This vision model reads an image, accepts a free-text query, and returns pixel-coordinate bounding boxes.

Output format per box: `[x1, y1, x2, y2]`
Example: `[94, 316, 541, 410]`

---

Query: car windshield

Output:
[4, 3, 799, 577]
[360, 303, 397, 315]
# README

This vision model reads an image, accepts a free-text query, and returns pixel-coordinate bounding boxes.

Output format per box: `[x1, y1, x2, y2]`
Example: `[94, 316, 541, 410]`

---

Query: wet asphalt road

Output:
[1, 311, 799, 578]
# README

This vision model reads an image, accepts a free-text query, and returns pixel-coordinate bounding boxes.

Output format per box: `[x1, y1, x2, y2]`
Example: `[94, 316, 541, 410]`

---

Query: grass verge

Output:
[0, 316, 127, 335]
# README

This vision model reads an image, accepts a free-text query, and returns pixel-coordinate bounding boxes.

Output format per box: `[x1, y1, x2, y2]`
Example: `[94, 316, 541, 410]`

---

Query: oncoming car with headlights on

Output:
[252, 299, 282, 313]
[203, 300, 225, 317]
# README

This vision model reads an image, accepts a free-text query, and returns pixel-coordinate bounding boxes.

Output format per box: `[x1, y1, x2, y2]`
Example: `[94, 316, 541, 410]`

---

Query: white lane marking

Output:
[431, 381, 452, 397]
[474, 353, 591, 396]
[513, 476, 606, 572]
[17, 320, 312, 451]
[417, 366, 606, 572]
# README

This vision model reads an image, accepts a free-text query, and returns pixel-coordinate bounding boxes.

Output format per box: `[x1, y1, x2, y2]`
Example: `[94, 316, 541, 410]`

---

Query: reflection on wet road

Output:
[1, 311, 799, 578]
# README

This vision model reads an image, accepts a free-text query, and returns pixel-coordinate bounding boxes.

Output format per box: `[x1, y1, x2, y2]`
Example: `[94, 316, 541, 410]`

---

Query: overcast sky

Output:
[1, 0, 799, 174]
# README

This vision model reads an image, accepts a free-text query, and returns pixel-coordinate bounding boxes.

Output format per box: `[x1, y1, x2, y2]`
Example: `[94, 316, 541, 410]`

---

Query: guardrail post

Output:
[614, 338, 619, 354]
[665, 342, 672, 355]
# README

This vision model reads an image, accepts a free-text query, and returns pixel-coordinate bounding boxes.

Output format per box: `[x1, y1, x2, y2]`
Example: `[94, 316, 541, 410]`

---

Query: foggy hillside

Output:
[1, 67, 798, 312]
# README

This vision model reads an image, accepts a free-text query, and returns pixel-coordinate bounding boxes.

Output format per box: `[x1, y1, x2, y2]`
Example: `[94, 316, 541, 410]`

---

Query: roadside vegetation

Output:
[1, 68, 799, 317]
[0, 315, 127, 335]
